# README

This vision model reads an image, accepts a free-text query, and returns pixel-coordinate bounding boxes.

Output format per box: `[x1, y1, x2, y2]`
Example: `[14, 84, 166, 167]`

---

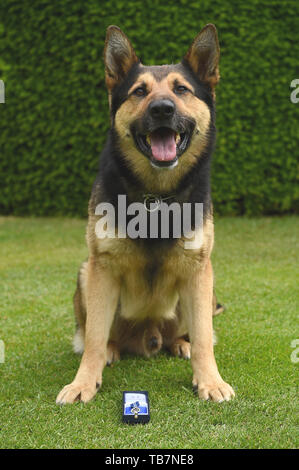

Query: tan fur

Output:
[73, 260, 221, 358]
[86, 213, 214, 324]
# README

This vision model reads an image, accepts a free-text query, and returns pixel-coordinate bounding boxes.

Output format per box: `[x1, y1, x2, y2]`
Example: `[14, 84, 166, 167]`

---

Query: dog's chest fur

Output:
[92, 219, 213, 322]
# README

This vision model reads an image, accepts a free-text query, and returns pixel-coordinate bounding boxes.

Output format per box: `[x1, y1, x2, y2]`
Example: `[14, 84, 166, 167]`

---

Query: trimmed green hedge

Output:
[0, 0, 298, 216]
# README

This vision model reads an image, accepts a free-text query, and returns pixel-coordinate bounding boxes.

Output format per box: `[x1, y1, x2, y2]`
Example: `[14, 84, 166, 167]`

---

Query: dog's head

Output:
[104, 25, 219, 177]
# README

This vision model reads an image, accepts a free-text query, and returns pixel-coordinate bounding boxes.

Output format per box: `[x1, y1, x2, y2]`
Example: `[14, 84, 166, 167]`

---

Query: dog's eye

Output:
[133, 87, 146, 97]
[175, 85, 189, 95]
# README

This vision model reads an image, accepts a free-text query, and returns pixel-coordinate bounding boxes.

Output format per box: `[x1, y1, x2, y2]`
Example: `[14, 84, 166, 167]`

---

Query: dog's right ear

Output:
[104, 26, 139, 92]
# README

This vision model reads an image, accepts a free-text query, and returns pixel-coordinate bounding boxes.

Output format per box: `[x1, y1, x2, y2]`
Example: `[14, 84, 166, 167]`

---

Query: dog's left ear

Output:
[184, 24, 220, 91]
[104, 25, 139, 92]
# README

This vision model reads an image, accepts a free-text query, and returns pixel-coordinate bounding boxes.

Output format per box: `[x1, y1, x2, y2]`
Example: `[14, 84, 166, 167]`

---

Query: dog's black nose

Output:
[149, 99, 175, 119]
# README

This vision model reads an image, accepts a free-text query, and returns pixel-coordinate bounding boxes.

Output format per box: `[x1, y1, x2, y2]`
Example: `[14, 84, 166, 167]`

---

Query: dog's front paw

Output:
[192, 377, 235, 402]
[56, 380, 100, 405]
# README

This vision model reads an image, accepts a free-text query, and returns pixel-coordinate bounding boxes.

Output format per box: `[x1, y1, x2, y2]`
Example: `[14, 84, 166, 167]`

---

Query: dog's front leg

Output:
[56, 257, 119, 404]
[180, 258, 235, 402]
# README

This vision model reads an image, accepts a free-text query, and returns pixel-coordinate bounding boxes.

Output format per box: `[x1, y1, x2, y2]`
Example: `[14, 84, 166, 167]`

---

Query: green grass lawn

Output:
[0, 216, 298, 449]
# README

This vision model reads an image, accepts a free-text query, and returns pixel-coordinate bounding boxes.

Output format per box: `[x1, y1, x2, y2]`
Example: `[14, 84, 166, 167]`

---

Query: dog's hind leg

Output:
[109, 316, 163, 358]
[161, 317, 191, 359]
[169, 336, 191, 359]
[142, 321, 163, 357]
[162, 303, 218, 359]
[213, 292, 225, 316]
[73, 261, 88, 354]
[106, 340, 120, 365]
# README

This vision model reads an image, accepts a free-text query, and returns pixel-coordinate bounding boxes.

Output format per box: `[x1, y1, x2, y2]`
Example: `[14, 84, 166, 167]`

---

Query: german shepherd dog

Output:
[56, 24, 235, 404]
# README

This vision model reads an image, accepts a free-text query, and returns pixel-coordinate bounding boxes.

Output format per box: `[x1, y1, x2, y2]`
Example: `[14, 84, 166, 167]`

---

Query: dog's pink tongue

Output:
[150, 129, 177, 161]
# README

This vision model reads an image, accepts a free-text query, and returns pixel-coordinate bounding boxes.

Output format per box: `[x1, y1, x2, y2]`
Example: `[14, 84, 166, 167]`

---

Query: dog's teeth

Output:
[175, 133, 180, 144]
[146, 135, 151, 146]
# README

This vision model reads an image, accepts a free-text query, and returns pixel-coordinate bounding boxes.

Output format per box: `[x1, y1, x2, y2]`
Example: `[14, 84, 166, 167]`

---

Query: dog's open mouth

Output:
[135, 127, 190, 169]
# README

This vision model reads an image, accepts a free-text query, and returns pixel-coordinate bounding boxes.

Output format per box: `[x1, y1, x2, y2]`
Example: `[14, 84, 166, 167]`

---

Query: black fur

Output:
[90, 61, 216, 249]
